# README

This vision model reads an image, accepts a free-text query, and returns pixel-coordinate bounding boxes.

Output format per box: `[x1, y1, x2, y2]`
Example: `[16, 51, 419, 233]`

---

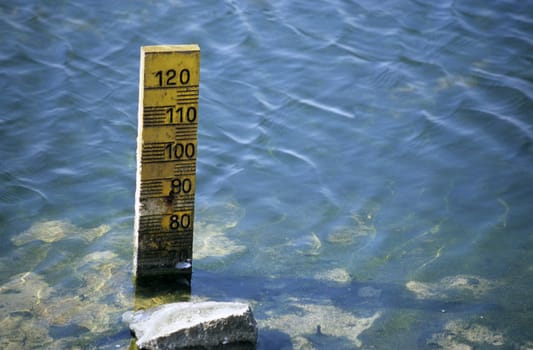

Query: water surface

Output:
[1, 1, 532, 349]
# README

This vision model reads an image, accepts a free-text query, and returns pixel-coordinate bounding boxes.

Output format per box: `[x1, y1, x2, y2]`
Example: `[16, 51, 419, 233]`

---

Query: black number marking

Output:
[170, 215, 180, 230]
[169, 213, 191, 231]
[165, 142, 195, 159]
[166, 69, 176, 85]
[181, 214, 191, 229]
[155, 70, 163, 86]
[171, 178, 192, 194]
[167, 107, 196, 124]
[154, 69, 190, 86]
[177, 107, 197, 123]
[166, 107, 174, 123]
[180, 69, 190, 84]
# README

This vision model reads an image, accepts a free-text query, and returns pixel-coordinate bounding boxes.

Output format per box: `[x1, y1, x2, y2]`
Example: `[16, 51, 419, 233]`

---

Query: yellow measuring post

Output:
[134, 44, 200, 279]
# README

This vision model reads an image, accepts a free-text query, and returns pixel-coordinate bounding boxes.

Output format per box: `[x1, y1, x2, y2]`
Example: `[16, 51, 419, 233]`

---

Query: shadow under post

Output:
[133, 274, 192, 311]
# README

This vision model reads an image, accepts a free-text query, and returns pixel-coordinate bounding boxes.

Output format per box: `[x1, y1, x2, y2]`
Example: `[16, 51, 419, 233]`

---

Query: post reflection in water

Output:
[133, 275, 191, 311]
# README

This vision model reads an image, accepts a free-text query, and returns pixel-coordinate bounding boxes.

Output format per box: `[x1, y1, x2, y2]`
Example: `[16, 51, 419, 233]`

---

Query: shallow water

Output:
[1, 1, 532, 349]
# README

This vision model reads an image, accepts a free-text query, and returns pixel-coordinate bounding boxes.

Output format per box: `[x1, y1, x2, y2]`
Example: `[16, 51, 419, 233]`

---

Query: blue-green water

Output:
[1, 1, 532, 349]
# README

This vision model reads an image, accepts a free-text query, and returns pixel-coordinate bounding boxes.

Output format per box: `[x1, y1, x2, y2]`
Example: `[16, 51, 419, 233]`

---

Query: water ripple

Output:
[1, 0, 533, 347]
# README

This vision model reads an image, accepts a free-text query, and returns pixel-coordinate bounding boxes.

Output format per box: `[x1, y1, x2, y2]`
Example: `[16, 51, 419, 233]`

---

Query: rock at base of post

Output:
[123, 301, 257, 350]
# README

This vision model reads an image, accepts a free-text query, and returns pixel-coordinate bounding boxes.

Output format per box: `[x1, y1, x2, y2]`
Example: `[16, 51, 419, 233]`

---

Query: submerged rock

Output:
[0, 272, 55, 348]
[40, 250, 130, 334]
[194, 200, 247, 261]
[0, 316, 53, 349]
[123, 301, 257, 349]
[314, 268, 351, 284]
[427, 319, 504, 349]
[406, 275, 497, 300]
[11, 220, 110, 246]
[260, 299, 381, 348]
[0, 272, 53, 315]
[0, 248, 130, 348]
[194, 222, 247, 260]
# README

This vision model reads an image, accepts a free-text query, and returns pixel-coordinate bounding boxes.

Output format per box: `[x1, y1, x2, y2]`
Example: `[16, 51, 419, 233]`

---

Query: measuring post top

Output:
[142, 44, 200, 53]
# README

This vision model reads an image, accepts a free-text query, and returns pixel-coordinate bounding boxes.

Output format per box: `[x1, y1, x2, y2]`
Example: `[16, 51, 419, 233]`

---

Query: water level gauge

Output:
[133, 45, 200, 279]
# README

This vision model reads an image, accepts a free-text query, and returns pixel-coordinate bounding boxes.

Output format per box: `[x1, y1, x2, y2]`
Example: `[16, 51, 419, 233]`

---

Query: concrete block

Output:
[123, 301, 257, 349]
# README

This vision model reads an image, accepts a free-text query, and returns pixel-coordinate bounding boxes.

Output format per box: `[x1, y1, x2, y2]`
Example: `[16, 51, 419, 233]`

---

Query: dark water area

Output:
[1, 1, 532, 349]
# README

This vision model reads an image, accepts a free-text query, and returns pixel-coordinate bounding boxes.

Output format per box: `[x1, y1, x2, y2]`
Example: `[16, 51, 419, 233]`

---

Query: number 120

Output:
[154, 69, 190, 86]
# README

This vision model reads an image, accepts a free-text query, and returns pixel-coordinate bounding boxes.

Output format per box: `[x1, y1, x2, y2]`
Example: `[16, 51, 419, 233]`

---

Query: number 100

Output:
[165, 142, 195, 160]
